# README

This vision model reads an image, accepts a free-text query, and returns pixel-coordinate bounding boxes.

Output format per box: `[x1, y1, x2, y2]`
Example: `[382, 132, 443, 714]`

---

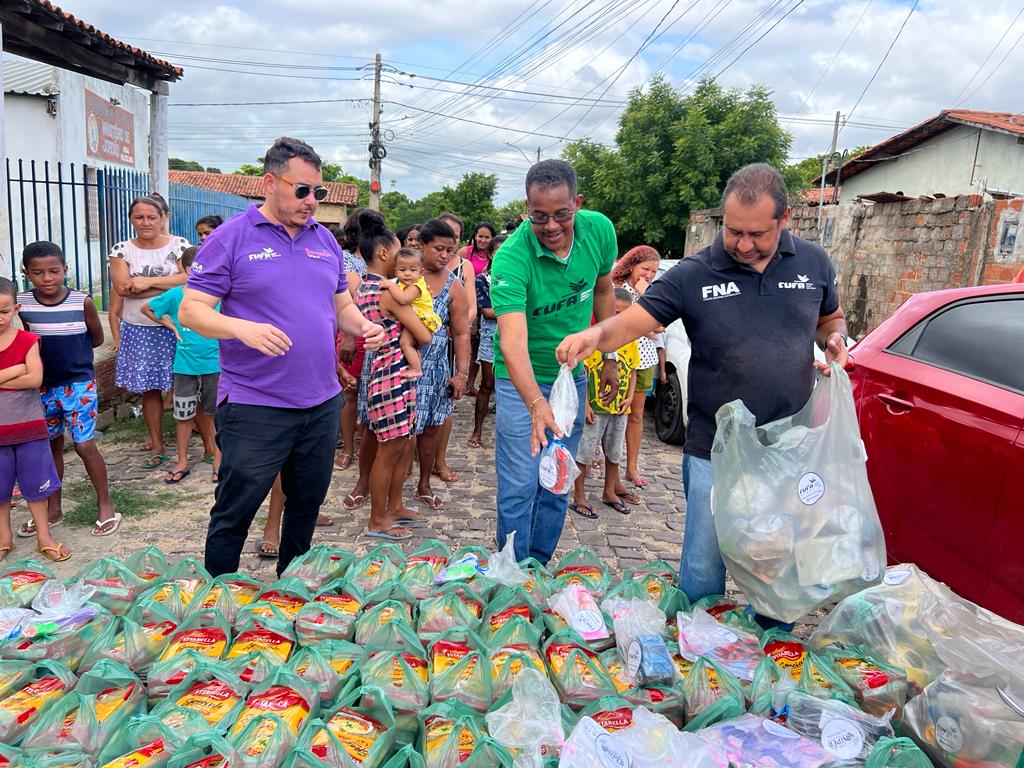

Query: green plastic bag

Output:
[136, 580, 190, 622]
[356, 599, 415, 646]
[0, 659, 33, 699]
[401, 540, 451, 601]
[287, 644, 348, 707]
[304, 685, 396, 767]
[360, 614, 424, 657]
[682, 693, 746, 732]
[123, 544, 169, 584]
[229, 712, 297, 766]
[156, 610, 232, 665]
[147, 649, 221, 702]
[248, 577, 312, 622]
[361, 648, 429, 715]
[542, 629, 618, 709]
[349, 545, 406, 593]
[228, 668, 319, 741]
[486, 611, 542, 650]
[0, 744, 19, 768]
[682, 656, 746, 726]
[693, 595, 765, 638]
[749, 654, 784, 703]
[460, 738, 515, 767]
[821, 642, 910, 718]
[578, 695, 636, 733]
[799, 650, 858, 705]
[226, 614, 296, 668]
[295, 578, 364, 645]
[490, 642, 548, 701]
[186, 572, 262, 626]
[159, 558, 212, 605]
[225, 650, 279, 688]
[429, 627, 492, 712]
[481, 586, 540, 642]
[77, 557, 149, 615]
[81, 607, 178, 674]
[864, 736, 934, 768]
[621, 560, 677, 585]
[0, 659, 77, 744]
[418, 582, 484, 639]
[166, 731, 242, 768]
[418, 699, 486, 768]
[379, 744, 428, 768]
[0, 558, 54, 607]
[19, 749, 92, 767]
[281, 544, 354, 591]
[96, 709, 207, 766]
[157, 662, 249, 732]
[551, 547, 611, 597]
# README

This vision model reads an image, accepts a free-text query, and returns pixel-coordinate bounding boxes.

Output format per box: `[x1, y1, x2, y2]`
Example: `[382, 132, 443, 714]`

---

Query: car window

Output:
[890, 297, 1024, 393]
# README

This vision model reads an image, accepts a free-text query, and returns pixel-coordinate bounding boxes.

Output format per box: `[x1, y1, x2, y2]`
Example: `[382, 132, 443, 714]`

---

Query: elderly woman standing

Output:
[611, 245, 663, 490]
[109, 196, 189, 469]
[412, 219, 471, 510]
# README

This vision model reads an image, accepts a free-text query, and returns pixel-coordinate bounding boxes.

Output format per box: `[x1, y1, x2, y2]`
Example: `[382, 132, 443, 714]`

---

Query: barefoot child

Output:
[380, 248, 439, 378]
[570, 288, 639, 519]
[0, 277, 70, 562]
[141, 246, 220, 484]
[18, 242, 118, 537]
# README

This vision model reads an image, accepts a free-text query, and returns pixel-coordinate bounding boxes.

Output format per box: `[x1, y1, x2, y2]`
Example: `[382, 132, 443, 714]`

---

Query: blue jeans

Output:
[495, 374, 587, 564]
[678, 453, 727, 603]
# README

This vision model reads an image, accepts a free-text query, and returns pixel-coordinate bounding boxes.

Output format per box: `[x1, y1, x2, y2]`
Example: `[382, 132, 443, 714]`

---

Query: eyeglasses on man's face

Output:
[274, 174, 329, 202]
[528, 208, 575, 226]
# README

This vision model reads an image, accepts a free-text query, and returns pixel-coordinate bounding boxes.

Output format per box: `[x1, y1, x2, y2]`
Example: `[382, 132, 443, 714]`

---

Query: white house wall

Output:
[838, 124, 1024, 202]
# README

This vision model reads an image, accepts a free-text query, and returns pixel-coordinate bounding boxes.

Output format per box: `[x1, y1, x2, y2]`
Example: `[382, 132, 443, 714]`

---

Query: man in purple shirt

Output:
[180, 137, 384, 576]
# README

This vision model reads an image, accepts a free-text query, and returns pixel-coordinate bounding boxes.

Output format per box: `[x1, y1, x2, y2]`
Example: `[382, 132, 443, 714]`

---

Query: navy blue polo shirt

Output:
[639, 229, 839, 459]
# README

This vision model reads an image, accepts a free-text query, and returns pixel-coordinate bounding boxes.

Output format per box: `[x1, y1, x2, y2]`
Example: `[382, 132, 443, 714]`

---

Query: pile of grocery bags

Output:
[0, 532, 1020, 766]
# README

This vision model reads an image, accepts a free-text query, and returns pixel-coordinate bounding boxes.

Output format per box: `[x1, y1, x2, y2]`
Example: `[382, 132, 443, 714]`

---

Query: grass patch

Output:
[61, 481, 198, 528]
[101, 412, 176, 445]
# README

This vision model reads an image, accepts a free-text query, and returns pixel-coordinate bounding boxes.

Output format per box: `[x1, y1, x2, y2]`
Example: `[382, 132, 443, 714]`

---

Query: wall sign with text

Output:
[85, 90, 135, 165]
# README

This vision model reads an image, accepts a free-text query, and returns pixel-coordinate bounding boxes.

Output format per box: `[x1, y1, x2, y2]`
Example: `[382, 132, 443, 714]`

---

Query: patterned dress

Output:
[357, 274, 416, 442]
[415, 271, 457, 434]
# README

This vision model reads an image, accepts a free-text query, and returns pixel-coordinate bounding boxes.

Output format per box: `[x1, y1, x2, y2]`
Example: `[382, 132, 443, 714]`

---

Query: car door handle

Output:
[878, 393, 914, 412]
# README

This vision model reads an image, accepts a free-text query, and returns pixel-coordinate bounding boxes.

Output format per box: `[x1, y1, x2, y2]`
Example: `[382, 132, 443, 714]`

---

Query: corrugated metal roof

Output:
[4, 58, 58, 97]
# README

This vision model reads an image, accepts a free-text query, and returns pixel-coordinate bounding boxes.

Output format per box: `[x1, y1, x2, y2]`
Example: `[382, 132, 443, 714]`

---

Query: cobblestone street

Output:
[31, 398, 689, 583]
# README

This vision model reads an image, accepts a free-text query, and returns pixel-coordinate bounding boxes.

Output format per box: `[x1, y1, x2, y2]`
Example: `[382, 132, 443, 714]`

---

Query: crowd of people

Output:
[0, 136, 851, 620]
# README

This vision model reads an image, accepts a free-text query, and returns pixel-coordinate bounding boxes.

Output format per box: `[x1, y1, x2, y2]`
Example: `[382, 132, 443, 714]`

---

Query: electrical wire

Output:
[713, 0, 807, 79]
[955, 12, 1024, 106]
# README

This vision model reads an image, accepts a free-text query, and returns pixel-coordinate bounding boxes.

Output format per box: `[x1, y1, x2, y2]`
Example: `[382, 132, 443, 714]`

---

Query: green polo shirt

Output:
[491, 209, 617, 383]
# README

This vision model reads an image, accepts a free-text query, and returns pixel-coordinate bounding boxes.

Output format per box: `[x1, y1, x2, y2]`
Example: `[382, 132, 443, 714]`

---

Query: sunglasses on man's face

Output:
[274, 174, 329, 202]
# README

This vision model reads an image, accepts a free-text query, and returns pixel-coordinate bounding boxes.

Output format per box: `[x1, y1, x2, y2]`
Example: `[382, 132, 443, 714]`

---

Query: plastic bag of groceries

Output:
[864, 737, 933, 768]
[548, 584, 609, 643]
[295, 578, 364, 644]
[96, 709, 208, 767]
[402, 541, 452, 600]
[786, 690, 895, 764]
[287, 644, 350, 707]
[538, 364, 580, 495]
[711, 364, 886, 622]
[230, 712, 297, 766]
[123, 544, 170, 584]
[0, 659, 77, 744]
[157, 662, 249, 731]
[485, 668, 564, 768]
[698, 714, 836, 768]
[281, 544, 353, 591]
[166, 732, 242, 768]
[418, 583, 484, 639]
[428, 627, 492, 712]
[349, 545, 407, 594]
[603, 599, 675, 686]
[677, 607, 763, 682]
[681, 656, 746, 730]
[80, 606, 178, 674]
[820, 642, 909, 718]
[185, 572, 262, 625]
[811, 563, 979, 694]
[543, 629, 618, 708]
[301, 685, 396, 767]
[0, 558, 54, 608]
[418, 698, 486, 768]
[361, 648, 430, 716]
[378, 744, 428, 768]
[76, 557, 150, 615]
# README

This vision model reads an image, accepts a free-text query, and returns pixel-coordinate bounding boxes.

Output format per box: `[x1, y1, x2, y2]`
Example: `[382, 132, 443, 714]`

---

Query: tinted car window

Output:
[892, 297, 1024, 392]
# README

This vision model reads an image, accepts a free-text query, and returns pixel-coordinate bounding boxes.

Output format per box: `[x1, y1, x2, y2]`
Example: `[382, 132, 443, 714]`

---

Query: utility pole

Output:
[818, 111, 842, 232]
[369, 53, 383, 211]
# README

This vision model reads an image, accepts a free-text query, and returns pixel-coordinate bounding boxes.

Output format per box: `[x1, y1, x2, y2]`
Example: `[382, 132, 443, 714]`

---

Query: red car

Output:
[848, 283, 1024, 622]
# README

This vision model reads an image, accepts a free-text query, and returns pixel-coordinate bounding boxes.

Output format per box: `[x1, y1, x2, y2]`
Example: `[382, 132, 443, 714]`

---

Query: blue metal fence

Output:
[168, 183, 249, 241]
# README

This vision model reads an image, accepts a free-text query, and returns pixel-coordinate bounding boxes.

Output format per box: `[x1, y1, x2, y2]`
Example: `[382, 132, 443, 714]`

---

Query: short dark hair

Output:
[613, 287, 634, 303]
[397, 224, 423, 245]
[418, 218, 456, 245]
[438, 212, 463, 238]
[471, 222, 496, 242]
[722, 163, 789, 219]
[396, 247, 422, 263]
[181, 246, 200, 270]
[129, 195, 166, 217]
[263, 137, 322, 175]
[22, 241, 64, 268]
[195, 214, 223, 230]
[490, 233, 508, 254]
[357, 209, 396, 261]
[526, 159, 577, 198]
[0, 277, 17, 302]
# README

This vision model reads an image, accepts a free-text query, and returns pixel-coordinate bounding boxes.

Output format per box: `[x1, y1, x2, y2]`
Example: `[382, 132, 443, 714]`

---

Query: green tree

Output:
[494, 198, 527, 229]
[442, 172, 498, 229]
[169, 157, 204, 171]
[562, 75, 792, 254]
[235, 163, 264, 176]
[784, 146, 870, 190]
[205, 167, 222, 174]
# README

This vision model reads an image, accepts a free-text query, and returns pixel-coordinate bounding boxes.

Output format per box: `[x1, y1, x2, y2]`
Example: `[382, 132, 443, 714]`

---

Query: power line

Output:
[713, 0, 807, 79]
[956, 16, 1024, 106]
[842, 0, 919, 133]
[385, 101, 574, 140]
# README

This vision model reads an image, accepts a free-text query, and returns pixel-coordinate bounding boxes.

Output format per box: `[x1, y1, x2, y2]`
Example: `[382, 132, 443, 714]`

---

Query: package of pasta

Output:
[186, 573, 262, 626]
[761, 628, 809, 679]
[418, 698, 486, 768]
[516, 559, 553, 611]
[402, 541, 451, 599]
[295, 639, 363, 688]
[227, 615, 295, 666]
[21, 661, 143, 756]
[577, 695, 636, 734]
[294, 579, 363, 645]
[481, 586, 540, 643]
[358, 615, 423, 660]
[166, 731, 242, 768]
[349, 545, 406, 594]
[306, 685, 396, 767]
[490, 643, 548, 700]
[158, 611, 231, 665]
[228, 712, 297, 767]
[123, 545, 170, 584]
[0, 659, 77, 744]
[486, 609, 542, 650]
[360, 649, 430, 715]
[798, 650, 858, 705]
[677, 607, 764, 683]
[547, 584, 609, 644]
[229, 669, 318, 741]
[355, 600, 415, 647]
[428, 628, 492, 712]
[682, 656, 746, 728]
[82, 609, 179, 674]
[158, 664, 248, 732]
[417, 583, 483, 640]
[287, 645, 348, 707]
[552, 547, 611, 598]
[1, 609, 102, 672]
[278, 544, 353, 592]
[247, 578, 311, 622]
[96, 710, 207, 768]
[543, 630, 618, 708]
[76, 557, 149, 616]
[0, 558, 54, 608]
[821, 642, 909, 718]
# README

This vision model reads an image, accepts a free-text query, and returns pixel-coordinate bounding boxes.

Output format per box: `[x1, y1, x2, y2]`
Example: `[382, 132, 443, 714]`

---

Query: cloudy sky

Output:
[68, 0, 1024, 201]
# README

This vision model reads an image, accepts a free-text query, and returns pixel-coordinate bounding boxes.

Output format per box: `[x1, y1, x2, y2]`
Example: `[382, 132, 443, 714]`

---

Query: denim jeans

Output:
[495, 374, 587, 565]
[678, 453, 727, 603]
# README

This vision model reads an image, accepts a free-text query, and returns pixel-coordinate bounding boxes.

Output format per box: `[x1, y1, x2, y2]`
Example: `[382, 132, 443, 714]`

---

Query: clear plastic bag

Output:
[711, 364, 886, 622]
[481, 532, 529, 588]
[677, 607, 763, 682]
[786, 689, 895, 765]
[485, 668, 564, 768]
[698, 714, 836, 768]
[537, 364, 579, 495]
[604, 599, 674, 686]
[560, 710, 725, 768]
[548, 585, 608, 642]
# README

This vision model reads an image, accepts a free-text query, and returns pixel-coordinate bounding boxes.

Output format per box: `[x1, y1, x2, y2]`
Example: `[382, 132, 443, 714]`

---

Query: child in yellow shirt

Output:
[380, 248, 441, 378]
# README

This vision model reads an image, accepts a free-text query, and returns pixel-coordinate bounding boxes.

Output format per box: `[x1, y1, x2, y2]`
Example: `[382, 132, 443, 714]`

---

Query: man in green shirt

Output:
[490, 159, 617, 563]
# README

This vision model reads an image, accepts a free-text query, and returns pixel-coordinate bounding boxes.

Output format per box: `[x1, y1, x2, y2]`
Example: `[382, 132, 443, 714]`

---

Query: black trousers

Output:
[204, 393, 342, 577]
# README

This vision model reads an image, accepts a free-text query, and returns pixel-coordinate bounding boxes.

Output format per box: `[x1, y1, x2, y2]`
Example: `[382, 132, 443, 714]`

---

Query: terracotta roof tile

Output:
[170, 171, 359, 206]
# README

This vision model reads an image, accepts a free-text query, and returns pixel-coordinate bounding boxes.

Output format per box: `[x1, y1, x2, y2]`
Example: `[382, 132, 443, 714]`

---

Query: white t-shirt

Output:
[622, 281, 659, 368]
[110, 237, 189, 326]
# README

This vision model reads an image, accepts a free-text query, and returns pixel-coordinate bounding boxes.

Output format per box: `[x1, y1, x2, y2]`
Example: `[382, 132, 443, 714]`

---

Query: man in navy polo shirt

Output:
[557, 163, 849, 604]
[180, 137, 384, 577]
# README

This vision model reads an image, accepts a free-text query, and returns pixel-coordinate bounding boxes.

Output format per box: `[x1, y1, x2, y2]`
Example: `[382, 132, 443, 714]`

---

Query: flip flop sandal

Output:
[36, 543, 71, 562]
[602, 498, 632, 515]
[334, 453, 354, 469]
[570, 502, 598, 519]
[342, 493, 367, 510]
[412, 493, 444, 511]
[140, 454, 171, 469]
[618, 491, 642, 505]
[17, 517, 62, 538]
[315, 515, 335, 526]
[467, 437, 482, 448]
[91, 512, 122, 537]
[396, 517, 428, 527]
[164, 468, 191, 485]
[211, 470, 219, 483]
[255, 540, 279, 559]
[363, 524, 413, 542]
[0, 544, 14, 562]
[432, 469, 459, 483]
[630, 475, 650, 489]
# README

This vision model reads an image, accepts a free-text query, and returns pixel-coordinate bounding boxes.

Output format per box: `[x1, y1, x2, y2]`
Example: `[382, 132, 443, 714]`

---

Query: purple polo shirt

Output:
[188, 205, 347, 409]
